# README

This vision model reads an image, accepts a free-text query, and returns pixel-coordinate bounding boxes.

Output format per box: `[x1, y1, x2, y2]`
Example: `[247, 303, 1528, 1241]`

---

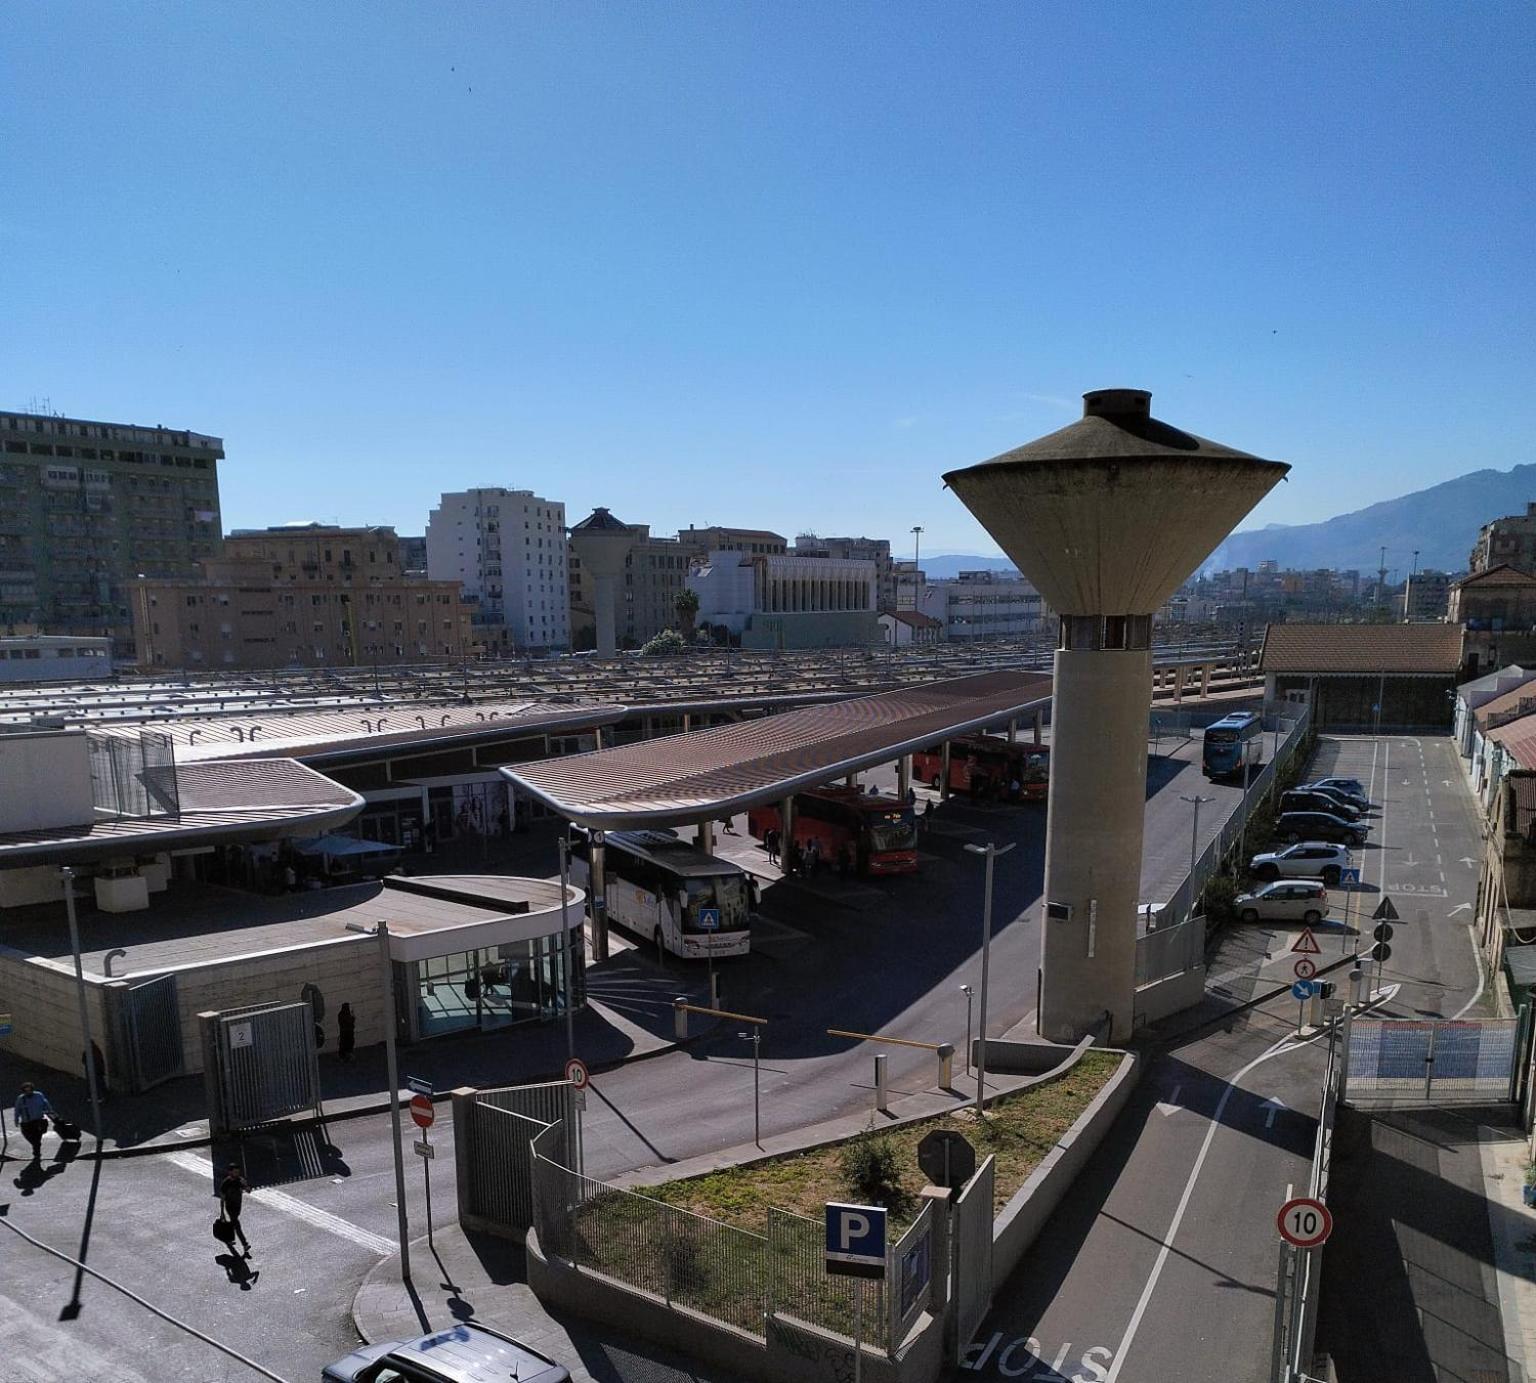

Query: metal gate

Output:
[461, 1081, 580, 1234]
[1348, 1017, 1521, 1105]
[202, 1001, 321, 1134]
[125, 974, 184, 1089]
[953, 1154, 996, 1352]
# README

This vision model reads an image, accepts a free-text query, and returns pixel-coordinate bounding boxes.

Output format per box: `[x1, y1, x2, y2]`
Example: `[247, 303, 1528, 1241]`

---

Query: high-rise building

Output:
[129, 523, 471, 669]
[426, 488, 569, 653]
[0, 410, 223, 655]
[795, 534, 895, 611]
[397, 534, 427, 574]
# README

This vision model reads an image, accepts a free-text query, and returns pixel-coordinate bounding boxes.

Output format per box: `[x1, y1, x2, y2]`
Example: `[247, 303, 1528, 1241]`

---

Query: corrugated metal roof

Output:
[1475, 683, 1536, 729]
[1260, 623, 1463, 675]
[1488, 717, 1536, 771]
[503, 670, 1052, 827]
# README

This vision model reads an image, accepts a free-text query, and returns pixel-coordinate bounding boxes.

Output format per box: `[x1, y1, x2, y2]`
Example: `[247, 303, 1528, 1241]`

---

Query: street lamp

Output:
[345, 918, 411, 1282]
[959, 984, 974, 1075]
[964, 840, 1016, 1114]
[910, 527, 923, 610]
[738, 1030, 761, 1147]
[1179, 795, 1215, 921]
[59, 868, 104, 1143]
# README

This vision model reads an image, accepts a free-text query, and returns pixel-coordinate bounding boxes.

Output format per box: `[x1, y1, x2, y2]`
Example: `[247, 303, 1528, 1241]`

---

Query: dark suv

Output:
[1275, 810, 1367, 847]
[1281, 789, 1362, 821]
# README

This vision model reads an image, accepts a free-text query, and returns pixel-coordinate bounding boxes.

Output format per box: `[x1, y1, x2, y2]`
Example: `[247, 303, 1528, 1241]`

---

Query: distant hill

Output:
[921, 553, 1017, 580]
[1204, 463, 1536, 575]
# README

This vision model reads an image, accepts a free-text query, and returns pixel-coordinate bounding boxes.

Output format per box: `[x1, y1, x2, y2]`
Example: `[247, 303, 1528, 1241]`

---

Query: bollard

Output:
[674, 997, 688, 1041]
[709, 969, 721, 1011]
[875, 1053, 889, 1114]
[937, 1043, 954, 1090]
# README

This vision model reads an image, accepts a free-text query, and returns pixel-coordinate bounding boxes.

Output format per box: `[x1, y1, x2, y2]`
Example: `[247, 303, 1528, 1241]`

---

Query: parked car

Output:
[1275, 810, 1368, 847]
[1234, 879, 1331, 924]
[1297, 781, 1370, 814]
[323, 1325, 569, 1383]
[1248, 841, 1351, 885]
[1280, 789, 1362, 821]
[1312, 776, 1368, 799]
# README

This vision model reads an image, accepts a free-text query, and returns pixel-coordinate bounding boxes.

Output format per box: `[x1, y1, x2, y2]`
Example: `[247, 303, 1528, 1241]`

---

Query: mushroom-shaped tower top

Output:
[568, 506, 634, 580]
[943, 390, 1289, 616]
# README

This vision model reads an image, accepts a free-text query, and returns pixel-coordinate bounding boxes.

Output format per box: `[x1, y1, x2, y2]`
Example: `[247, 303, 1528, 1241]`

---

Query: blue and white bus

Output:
[1202, 711, 1263, 779]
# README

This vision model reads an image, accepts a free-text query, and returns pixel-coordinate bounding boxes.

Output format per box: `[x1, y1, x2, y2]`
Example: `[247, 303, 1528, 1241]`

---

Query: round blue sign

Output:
[1291, 979, 1317, 1001]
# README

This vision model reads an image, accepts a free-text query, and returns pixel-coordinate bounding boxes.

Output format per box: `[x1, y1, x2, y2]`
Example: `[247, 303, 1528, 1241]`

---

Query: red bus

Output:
[911, 736, 1049, 802]
[747, 787, 918, 876]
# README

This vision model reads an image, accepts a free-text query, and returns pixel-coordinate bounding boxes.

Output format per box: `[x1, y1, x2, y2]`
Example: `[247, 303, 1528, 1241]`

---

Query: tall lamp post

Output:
[59, 868, 104, 1142]
[1179, 795, 1215, 922]
[346, 918, 410, 1283]
[910, 526, 923, 610]
[964, 840, 1015, 1114]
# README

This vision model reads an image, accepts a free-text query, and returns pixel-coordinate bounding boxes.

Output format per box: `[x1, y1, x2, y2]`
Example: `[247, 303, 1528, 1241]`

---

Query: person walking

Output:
[219, 1164, 253, 1257]
[13, 1082, 54, 1161]
[336, 1003, 356, 1062]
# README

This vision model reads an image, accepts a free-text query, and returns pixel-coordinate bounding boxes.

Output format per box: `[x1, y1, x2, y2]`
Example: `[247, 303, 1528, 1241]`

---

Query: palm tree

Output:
[675, 588, 700, 641]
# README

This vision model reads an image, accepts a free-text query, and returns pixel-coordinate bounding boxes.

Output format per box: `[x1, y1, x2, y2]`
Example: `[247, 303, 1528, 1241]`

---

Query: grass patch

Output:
[647, 1049, 1121, 1232]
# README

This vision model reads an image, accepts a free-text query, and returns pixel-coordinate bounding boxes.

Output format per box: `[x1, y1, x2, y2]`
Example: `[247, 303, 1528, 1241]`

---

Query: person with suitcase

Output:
[218, 1164, 253, 1258]
[13, 1082, 55, 1161]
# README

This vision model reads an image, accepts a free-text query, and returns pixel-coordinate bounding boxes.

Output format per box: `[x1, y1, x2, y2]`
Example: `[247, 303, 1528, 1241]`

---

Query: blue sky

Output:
[4, 3, 1533, 556]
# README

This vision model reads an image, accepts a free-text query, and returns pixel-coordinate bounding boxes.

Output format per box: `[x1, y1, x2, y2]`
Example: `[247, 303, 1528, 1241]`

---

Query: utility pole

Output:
[1377, 546, 1388, 617]
[910, 527, 923, 611]
[1180, 794, 1216, 921]
[965, 840, 1015, 1113]
[1405, 548, 1420, 622]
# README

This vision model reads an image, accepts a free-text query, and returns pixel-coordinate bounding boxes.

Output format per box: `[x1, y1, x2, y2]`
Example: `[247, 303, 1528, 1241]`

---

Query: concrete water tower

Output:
[944, 390, 1288, 1042]
[569, 507, 633, 658]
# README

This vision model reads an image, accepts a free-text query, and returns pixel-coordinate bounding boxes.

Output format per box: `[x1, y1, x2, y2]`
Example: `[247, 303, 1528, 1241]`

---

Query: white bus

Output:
[568, 828, 752, 960]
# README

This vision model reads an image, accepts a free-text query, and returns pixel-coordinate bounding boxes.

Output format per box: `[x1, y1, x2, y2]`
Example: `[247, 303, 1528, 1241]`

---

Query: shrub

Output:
[1199, 873, 1240, 924]
[838, 1135, 905, 1210]
[640, 629, 688, 657]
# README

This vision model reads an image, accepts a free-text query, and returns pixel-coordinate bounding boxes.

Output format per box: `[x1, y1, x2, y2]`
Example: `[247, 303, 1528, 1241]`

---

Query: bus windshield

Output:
[680, 875, 748, 933]
[1205, 728, 1238, 743]
[868, 809, 916, 853]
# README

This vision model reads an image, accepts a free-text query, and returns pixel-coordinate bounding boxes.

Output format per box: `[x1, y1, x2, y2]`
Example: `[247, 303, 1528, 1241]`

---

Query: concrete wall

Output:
[0, 730, 93, 833]
[0, 864, 67, 910]
[528, 1229, 943, 1383]
[741, 610, 880, 650]
[991, 1051, 1140, 1286]
[1133, 966, 1208, 1027]
[0, 945, 110, 1079]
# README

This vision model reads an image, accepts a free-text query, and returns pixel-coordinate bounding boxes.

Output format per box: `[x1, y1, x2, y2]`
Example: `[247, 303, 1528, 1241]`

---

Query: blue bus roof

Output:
[1209, 711, 1260, 730]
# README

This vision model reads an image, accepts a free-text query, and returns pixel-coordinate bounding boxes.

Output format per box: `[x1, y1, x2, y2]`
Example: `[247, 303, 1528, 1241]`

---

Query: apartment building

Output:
[567, 518, 689, 650]
[426, 488, 569, 652]
[130, 524, 470, 669]
[0, 410, 223, 655]
[1471, 503, 1536, 575]
[920, 569, 1049, 641]
[678, 525, 787, 558]
[795, 534, 895, 611]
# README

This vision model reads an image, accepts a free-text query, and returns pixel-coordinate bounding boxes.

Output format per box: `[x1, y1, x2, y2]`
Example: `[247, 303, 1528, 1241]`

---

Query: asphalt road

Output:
[950, 735, 1490, 1383]
[0, 727, 1290, 1381]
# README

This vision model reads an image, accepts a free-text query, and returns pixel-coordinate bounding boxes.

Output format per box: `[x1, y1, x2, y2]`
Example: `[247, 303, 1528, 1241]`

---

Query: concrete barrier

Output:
[527, 1227, 944, 1383]
[1133, 966, 1207, 1027]
[973, 1034, 1089, 1076]
[991, 1050, 1141, 1285]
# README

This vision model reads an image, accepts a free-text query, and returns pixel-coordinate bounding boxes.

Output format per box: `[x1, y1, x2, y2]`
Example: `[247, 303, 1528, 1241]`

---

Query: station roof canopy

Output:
[1259, 623, 1464, 677]
[502, 669, 1052, 828]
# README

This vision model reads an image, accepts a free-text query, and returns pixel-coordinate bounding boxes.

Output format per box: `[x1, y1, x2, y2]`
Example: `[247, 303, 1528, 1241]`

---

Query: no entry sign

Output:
[409, 1094, 435, 1129]
[1276, 1196, 1332, 1248]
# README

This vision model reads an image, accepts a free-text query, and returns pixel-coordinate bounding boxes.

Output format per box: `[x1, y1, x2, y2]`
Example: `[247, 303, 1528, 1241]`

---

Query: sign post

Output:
[1340, 865, 1361, 954]
[1276, 1196, 1333, 1248]
[699, 904, 721, 1006]
[1371, 897, 1400, 991]
[1291, 978, 1317, 1033]
[826, 1202, 887, 1383]
[409, 1089, 435, 1244]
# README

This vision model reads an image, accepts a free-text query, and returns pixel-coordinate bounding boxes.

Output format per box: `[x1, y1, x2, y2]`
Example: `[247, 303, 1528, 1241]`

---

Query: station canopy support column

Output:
[781, 796, 796, 862]
[940, 741, 952, 800]
[698, 820, 715, 853]
[896, 754, 910, 800]
[590, 829, 609, 961]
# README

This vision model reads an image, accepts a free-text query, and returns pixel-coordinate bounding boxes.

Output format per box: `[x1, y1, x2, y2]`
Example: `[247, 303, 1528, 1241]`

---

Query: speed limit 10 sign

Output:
[1276, 1196, 1333, 1248]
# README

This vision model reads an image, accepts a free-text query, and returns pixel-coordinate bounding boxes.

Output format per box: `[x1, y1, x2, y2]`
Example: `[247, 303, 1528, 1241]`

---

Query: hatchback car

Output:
[1248, 841, 1351, 885]
[1297, 781, 1370, 814]
[1234, 880, 1330, 925]
[1280, 789, 1362, 821]
[323, 1325, 570, 1383]
[1312, 776, 1367, 799]
[1275, 810, 1368, 847]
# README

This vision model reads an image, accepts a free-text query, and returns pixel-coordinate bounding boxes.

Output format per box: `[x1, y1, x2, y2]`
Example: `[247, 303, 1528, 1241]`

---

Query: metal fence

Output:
[953, 1155, 996, 1353]
[889, 1201, 935, 1354]
[1135, 917, 1207, 986]
[88, 729, 179, 818]
[1152, 704, 1313, 930]
[1347, 1017, 1523, 1105]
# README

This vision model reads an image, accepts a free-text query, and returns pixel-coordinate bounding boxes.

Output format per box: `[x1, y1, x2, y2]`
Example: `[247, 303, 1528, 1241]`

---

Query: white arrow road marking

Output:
[1261, 1097, 1286, 1129]
[1460, 857, 1478, 868]
[1155, 1084, 1182, 1116]
[1403, 855, 1419, 868]
[164, 1150, 394, 1256]
[1448, 903, 1472, 917]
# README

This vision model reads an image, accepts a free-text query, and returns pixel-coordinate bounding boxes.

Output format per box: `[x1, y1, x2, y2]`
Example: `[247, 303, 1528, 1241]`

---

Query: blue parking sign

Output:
[698, 906, 721, 932]
[825, 1202, 887, 1279]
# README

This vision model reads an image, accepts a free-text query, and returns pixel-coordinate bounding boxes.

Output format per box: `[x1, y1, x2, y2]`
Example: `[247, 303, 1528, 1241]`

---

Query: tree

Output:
[641, 629, 688, 656]
[675, 588, 700, 641]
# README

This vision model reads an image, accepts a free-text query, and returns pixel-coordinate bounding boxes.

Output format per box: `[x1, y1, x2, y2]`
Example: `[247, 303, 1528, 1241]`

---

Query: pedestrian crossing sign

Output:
[1290, 928, 1322, 955]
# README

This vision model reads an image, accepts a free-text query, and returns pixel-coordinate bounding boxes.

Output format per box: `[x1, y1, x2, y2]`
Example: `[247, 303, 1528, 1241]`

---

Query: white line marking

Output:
[164, 1150, 394, 1256]
[1106, 1033, 1304, 1382]
[1451, 920, 1486, 1021]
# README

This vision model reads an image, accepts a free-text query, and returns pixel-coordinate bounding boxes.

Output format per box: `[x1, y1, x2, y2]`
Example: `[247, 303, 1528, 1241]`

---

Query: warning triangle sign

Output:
[1291, 928, 1323, 955]
[1372, 897, 1400, 922]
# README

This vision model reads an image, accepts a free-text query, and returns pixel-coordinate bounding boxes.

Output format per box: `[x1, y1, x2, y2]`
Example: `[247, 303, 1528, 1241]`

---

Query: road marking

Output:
[1448, 903, 1472, 916]
[1262, 1097, 1286, 1129]
[164, 1150, 394, 1256]
[1105, 1032, 1301, 1383]
[1451, 917, 1486, 1021]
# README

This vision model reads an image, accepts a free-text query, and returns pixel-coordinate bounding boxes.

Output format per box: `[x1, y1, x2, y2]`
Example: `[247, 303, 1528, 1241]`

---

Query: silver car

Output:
[1234, 879, 1330, 925]
[1248, 841, 1350, 885]
[323, 1325, 569, 1383]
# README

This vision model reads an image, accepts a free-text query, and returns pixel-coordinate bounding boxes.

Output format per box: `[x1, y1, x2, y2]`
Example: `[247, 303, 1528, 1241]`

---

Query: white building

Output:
[920, 570, 1048, 641]
[688, 551, 879, 649]
[426, 488, 570, 652]
[0, 634, 113, 682]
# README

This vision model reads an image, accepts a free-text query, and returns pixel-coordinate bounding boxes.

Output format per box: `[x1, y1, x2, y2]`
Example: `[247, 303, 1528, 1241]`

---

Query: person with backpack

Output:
[218, 1164, 253, 1257]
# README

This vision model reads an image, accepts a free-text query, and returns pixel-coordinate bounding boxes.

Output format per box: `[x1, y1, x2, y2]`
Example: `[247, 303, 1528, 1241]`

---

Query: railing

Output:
[88, 728, 179, 818]
[1135, 917, 1206, 986]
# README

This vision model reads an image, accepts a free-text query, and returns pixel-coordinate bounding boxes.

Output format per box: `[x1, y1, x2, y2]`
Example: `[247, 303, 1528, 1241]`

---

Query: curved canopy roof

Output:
[502, 670, 1052, 828]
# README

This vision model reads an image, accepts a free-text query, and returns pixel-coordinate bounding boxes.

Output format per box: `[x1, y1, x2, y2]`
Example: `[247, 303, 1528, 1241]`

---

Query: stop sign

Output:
[409, 1094, 434, 1129]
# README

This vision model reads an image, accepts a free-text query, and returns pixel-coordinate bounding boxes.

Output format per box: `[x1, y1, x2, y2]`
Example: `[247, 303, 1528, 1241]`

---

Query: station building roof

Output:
[1260, 623, 1464, 677]
[0, 757, 365, 866]
[502, 669, 1052, 828]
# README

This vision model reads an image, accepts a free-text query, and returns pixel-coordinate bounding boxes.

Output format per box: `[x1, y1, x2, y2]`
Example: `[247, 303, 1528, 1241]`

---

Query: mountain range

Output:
[927, 464, 1536, 580]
